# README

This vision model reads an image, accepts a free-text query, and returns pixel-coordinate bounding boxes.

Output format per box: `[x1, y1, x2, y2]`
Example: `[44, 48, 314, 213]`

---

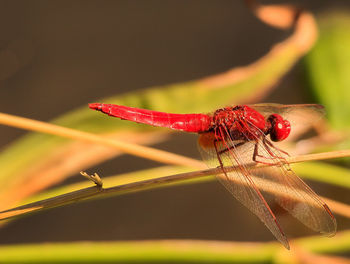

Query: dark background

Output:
[0, 0, 348, 245]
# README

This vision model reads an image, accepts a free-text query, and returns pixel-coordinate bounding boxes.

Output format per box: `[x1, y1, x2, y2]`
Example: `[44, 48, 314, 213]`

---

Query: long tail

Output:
[89, 103, 212, 133]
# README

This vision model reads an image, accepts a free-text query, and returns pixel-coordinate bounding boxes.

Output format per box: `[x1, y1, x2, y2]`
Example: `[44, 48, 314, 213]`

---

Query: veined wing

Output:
[240, 116, 337, 237]
[249, 103, 325, 118]
[198, 129, 290, 249]
[249, 135, 337, 236]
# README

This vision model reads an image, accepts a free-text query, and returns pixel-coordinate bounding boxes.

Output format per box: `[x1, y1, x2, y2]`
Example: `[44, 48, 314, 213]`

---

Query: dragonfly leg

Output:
[214, 139, 225, 169]
[253, 141, 280, 165]
[264, 139, 290, 156]
[254, 138, 291, 168]
[263, 138, 289, 165]
[253, 141, 269, 164]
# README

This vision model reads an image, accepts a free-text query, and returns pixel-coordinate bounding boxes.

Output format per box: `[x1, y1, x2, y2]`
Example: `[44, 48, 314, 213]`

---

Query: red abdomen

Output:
[89, 103, 212, 133]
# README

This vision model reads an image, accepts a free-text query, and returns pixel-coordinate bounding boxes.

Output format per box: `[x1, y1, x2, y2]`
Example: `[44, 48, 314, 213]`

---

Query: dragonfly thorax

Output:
[211, 105, 267, 141]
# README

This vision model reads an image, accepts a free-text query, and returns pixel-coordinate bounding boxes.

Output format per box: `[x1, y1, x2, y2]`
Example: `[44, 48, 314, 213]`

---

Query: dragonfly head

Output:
[267, 114, 291, 142]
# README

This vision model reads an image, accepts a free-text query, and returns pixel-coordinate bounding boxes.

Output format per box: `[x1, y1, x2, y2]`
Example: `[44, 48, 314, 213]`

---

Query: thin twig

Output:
[288, 151, 350, 163]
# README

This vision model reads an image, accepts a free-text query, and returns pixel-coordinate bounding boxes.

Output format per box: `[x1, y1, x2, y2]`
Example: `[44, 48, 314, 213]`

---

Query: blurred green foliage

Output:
[304, 13, 350, 148]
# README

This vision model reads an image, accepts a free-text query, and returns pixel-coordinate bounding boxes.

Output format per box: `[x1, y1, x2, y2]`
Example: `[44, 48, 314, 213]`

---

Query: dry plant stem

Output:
[0, 112, 204, 169]
[0, 169, 212, 221]
[288, 150, 350, 163]
[1, 149, 350, 221]
[0, 186, 101, 220]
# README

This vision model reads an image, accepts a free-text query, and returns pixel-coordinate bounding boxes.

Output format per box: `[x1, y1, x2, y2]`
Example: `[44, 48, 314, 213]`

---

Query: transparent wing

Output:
[251, 136, 337, 236]
[240, 115, 337, 237]
[198, 130, 290, 249]
[249, 103, 325, 119]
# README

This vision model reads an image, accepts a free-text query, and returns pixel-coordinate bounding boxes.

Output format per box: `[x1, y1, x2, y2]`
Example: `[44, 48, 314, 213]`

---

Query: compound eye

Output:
[268, 114, 291, 142]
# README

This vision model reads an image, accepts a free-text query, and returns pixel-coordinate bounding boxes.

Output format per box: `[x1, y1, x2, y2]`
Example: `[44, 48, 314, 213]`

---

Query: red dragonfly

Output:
[89, 103, 336, 249]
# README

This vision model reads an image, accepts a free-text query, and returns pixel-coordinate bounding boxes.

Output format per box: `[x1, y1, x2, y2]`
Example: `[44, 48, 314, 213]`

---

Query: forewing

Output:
[249, 103, 325, 118]
[198, 131, 290, 249]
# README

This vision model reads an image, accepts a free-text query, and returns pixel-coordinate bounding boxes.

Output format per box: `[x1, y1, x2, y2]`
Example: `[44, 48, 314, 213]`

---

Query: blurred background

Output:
[0, 0, 349, 261]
